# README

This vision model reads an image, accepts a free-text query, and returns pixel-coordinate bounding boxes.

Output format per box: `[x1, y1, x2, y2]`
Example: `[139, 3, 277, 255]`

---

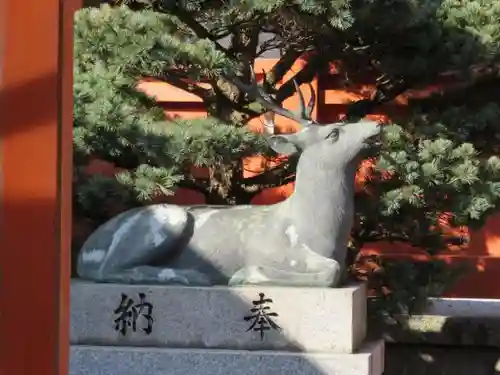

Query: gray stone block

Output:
[71, 280, 366, 353]
[70, 340, 384, 375]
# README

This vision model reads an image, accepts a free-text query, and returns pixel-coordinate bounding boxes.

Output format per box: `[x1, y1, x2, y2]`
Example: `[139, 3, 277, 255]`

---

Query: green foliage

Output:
[75, 1, 500, 317]
[351, 109, 500, 318]
[73, 5, 268, 220]
[374, 123, 500, 229]
[367, 258, 465, 320]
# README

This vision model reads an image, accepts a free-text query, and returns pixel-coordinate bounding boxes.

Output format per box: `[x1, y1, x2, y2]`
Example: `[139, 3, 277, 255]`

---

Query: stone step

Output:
[70, 340, 384, 375]
[71, 280, 366, 353]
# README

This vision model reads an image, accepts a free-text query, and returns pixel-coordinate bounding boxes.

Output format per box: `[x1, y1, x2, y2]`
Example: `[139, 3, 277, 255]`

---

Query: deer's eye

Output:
[327, 128, 340, 141]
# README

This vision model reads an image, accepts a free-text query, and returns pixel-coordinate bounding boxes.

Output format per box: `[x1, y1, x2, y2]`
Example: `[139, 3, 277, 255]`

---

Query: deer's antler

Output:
[226, 65, 316, 129]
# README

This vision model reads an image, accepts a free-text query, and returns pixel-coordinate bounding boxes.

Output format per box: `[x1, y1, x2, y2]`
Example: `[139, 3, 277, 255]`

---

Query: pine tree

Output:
[74, 1, 500, 316]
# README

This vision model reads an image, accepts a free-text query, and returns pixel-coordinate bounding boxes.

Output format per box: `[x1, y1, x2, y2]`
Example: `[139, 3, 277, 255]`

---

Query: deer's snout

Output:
[361, 121, 382, 137]
[362, 123, 383, 151]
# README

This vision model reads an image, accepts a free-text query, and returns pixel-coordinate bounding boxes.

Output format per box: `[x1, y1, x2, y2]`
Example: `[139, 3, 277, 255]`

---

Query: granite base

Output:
[70, 340, 384, 375]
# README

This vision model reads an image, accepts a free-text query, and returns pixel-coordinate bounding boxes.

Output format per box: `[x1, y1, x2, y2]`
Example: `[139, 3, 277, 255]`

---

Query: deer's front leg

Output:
[229, 224, 343, 287]
[229, 257, 341, 288]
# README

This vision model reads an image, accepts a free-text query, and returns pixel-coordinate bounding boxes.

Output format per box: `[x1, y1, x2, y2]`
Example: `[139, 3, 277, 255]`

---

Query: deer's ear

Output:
[268, 135, 298, 156]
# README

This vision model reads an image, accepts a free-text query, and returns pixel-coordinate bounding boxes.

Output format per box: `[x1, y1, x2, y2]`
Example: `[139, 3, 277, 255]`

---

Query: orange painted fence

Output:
[84, 58, 500, 298]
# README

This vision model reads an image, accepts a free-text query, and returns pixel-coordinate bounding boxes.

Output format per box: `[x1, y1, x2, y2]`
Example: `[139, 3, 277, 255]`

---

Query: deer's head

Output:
[230, 68, 382, 168]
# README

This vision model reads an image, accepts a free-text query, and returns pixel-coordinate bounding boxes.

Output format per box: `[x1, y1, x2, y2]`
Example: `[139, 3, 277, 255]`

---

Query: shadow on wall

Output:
[0, 72, 59, 138]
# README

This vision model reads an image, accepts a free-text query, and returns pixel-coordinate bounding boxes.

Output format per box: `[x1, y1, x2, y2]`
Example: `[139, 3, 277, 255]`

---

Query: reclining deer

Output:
[77, 68, 382, 288]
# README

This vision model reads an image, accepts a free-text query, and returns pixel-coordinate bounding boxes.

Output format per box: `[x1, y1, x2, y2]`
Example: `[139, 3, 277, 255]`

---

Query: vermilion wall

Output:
[84, 59, 500, 298]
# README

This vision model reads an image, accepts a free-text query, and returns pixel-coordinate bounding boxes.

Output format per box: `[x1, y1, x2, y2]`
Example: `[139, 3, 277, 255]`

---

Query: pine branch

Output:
[265, 47, 304, 86]
[274, 54, 325, 103]
[230, 25, 261, 112]
[409, 67, 500, 110]
[241, 153, 299, 187]
[211, 13, 265, 40]
[345, 62, 500, 121]
[208, 80, 262, 121]
[148, 73, 215, 101]
[177, 176, 210, 197]
[172, 7, 236, 59]
[230, 29, 260, 69]
[345, 78, 409, 122]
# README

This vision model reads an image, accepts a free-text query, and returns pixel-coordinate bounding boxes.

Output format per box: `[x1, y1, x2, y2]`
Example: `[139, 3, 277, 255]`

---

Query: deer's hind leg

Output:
[228, 245, 342, 287]
[98, 266, 212, 286]
[77, 204, 211, 285]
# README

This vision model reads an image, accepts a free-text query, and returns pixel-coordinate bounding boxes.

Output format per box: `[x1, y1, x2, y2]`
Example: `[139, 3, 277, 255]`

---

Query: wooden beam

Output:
[0, 0, 79, 374]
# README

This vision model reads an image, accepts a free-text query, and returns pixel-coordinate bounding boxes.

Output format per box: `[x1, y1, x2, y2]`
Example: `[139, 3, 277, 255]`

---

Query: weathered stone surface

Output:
[70, 340, 384, 375]
[71, 280, 367, 353]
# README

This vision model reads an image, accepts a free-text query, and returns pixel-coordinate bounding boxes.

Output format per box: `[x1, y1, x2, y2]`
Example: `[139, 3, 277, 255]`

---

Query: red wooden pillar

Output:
[0, 0, 80, 374]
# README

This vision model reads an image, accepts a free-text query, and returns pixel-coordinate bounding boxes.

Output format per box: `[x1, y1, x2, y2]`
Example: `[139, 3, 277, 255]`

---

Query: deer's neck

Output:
[284, 159, 358, 260]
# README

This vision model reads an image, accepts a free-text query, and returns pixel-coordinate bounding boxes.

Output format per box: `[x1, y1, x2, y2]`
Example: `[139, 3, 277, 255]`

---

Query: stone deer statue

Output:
[77, 69, 382, 287]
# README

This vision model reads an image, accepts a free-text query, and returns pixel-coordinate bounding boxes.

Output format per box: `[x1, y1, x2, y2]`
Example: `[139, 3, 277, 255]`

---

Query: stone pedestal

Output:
[70, 280, 384, 375]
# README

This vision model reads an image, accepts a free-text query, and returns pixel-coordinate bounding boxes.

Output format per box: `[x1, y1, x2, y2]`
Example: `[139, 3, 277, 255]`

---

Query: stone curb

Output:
[70, 340, 385, 375]
[370, 314, 500, 347]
